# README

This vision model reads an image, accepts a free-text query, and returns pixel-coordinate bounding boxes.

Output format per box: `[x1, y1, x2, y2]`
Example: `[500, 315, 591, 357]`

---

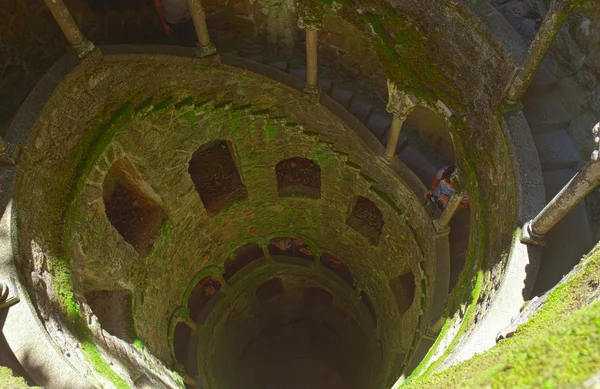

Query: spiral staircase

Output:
[0, 0, 598, 388]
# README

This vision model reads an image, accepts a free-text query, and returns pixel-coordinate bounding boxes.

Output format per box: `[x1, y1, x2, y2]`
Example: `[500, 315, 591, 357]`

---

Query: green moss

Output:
[47, 102, 141, 389]
[153, 97, 175, 112]
[403, 245, 600, 388]
[135, 97, 154, 114]
[132, 338, 144, 350]
[371, 187, 404, 217]
[0, 367, 38, 389]
[265, 124, 278, 141]
[404, 221, 424, 258]
[174, 97, 194, 110]
[181, 110, 201, 125]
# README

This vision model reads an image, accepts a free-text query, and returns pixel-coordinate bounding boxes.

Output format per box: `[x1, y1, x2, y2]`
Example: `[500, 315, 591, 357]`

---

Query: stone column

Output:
[436, 191, 465, 230]
[42, 0, 95, 58]
[522, 122, 600, 245]
[384, 81, 417, 161]
[384, 115, 405, 161]
[298, 13, 323, 96]
[305, 26, 320, 94]
[187, 0, 216, 57]
[506, 0, 592, 104]
[185, 319, 197, 331]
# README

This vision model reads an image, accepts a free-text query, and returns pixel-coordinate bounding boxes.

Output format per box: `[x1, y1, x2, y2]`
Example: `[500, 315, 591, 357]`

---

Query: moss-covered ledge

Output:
[401, 242, 600, 388]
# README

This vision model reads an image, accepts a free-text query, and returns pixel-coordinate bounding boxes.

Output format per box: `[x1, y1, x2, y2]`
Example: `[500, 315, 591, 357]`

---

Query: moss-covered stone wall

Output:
[14, 51, 437, 387]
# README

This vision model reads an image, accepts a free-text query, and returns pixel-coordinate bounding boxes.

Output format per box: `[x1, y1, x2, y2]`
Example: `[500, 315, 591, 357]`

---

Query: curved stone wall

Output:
[12, 51, 440, 387]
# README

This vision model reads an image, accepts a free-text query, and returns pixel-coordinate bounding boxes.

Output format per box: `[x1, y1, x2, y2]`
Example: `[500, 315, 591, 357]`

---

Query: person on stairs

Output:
[153, 0, 199, 47]
[424, 165, 469, 209]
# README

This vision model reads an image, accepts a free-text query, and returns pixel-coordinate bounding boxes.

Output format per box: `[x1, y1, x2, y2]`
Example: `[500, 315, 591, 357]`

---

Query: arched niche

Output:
[275, 157, 321, 199]
[102, 157, 168, 257]
[188, 140, 248, 215]
[346, 196, 384, 246]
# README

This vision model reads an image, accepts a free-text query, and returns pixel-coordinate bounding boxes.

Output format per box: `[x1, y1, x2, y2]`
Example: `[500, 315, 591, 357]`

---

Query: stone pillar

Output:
[185, 319, 197, 331]
[522, 122, 600, 245]
[506, 0, 592, 104]
[384, 115, 405, 161]
[384, 81, 417, 161]
[304, 24, 321, 95]
[436, 191, 464, 230]
[42, 0, 94, 59]
[297, 11, 323, 96]
[187, 0, 216, 58]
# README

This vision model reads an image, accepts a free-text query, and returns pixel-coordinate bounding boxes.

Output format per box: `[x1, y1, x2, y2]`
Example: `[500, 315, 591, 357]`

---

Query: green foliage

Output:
[0, 367, 38, 389]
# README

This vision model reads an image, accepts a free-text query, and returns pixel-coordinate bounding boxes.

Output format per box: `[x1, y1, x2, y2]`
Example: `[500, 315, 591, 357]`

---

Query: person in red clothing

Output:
[424, 165, 469, 209]
[203, 278, 220, 297]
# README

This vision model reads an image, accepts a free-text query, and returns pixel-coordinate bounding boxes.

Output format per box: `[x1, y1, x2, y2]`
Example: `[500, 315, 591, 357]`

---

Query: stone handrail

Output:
[522, 122, 600, 245]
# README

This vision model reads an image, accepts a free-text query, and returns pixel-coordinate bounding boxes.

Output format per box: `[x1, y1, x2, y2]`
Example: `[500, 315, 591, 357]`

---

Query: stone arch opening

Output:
[256, 277, 284, 301]
[390, 267, 416, 316]
[402, 105, 454, 169]
[224, 243, 264, 282]
[187, 276, 222, 321]
[268, 237, 315, 261]
[102, 157, 168, 257]
[275, 157, 321, 199]
[173, 322, 192, 369]
[347, 196, 384, 245]
[303, 287, 334, 306]
[320, 254, 355, 289]
[188, 140, 248, 215]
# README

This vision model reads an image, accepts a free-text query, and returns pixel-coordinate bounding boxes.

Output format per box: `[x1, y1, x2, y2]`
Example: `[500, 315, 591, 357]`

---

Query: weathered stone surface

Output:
[524, 89, 573, 133]
[14, 53, 437, 387]
[533, 129, 580, 170]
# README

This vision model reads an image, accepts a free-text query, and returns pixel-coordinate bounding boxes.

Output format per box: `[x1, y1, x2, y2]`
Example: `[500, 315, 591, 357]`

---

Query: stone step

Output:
[348, 98, 373, 123]
[267, 61, 288, 72]
[523, 89, 572, 134]
[397, 146, 439, 187]
[531, 169, 594, 296]
[320, 79, 333, 94]
[330, 84, 354, 108]
[532, 129, 580, 171]
[526, 64, 559, 97]
[288, 67, 307, 81]
[243, 54, 264, 63]
[365, 111, 393, 140]
[220, 49, 239, 57]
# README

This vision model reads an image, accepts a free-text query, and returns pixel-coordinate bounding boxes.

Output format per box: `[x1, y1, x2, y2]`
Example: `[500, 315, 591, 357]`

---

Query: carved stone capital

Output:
[386, 80, 418, 117]
[552, 0, 595, 13]
[296, 0, 325, 31]
[591, 122, 600, 162]
[298, 17, 323, 31]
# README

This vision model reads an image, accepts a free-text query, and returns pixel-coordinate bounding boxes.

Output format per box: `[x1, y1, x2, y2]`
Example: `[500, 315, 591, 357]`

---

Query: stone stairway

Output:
[211, 34, 470, 294]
